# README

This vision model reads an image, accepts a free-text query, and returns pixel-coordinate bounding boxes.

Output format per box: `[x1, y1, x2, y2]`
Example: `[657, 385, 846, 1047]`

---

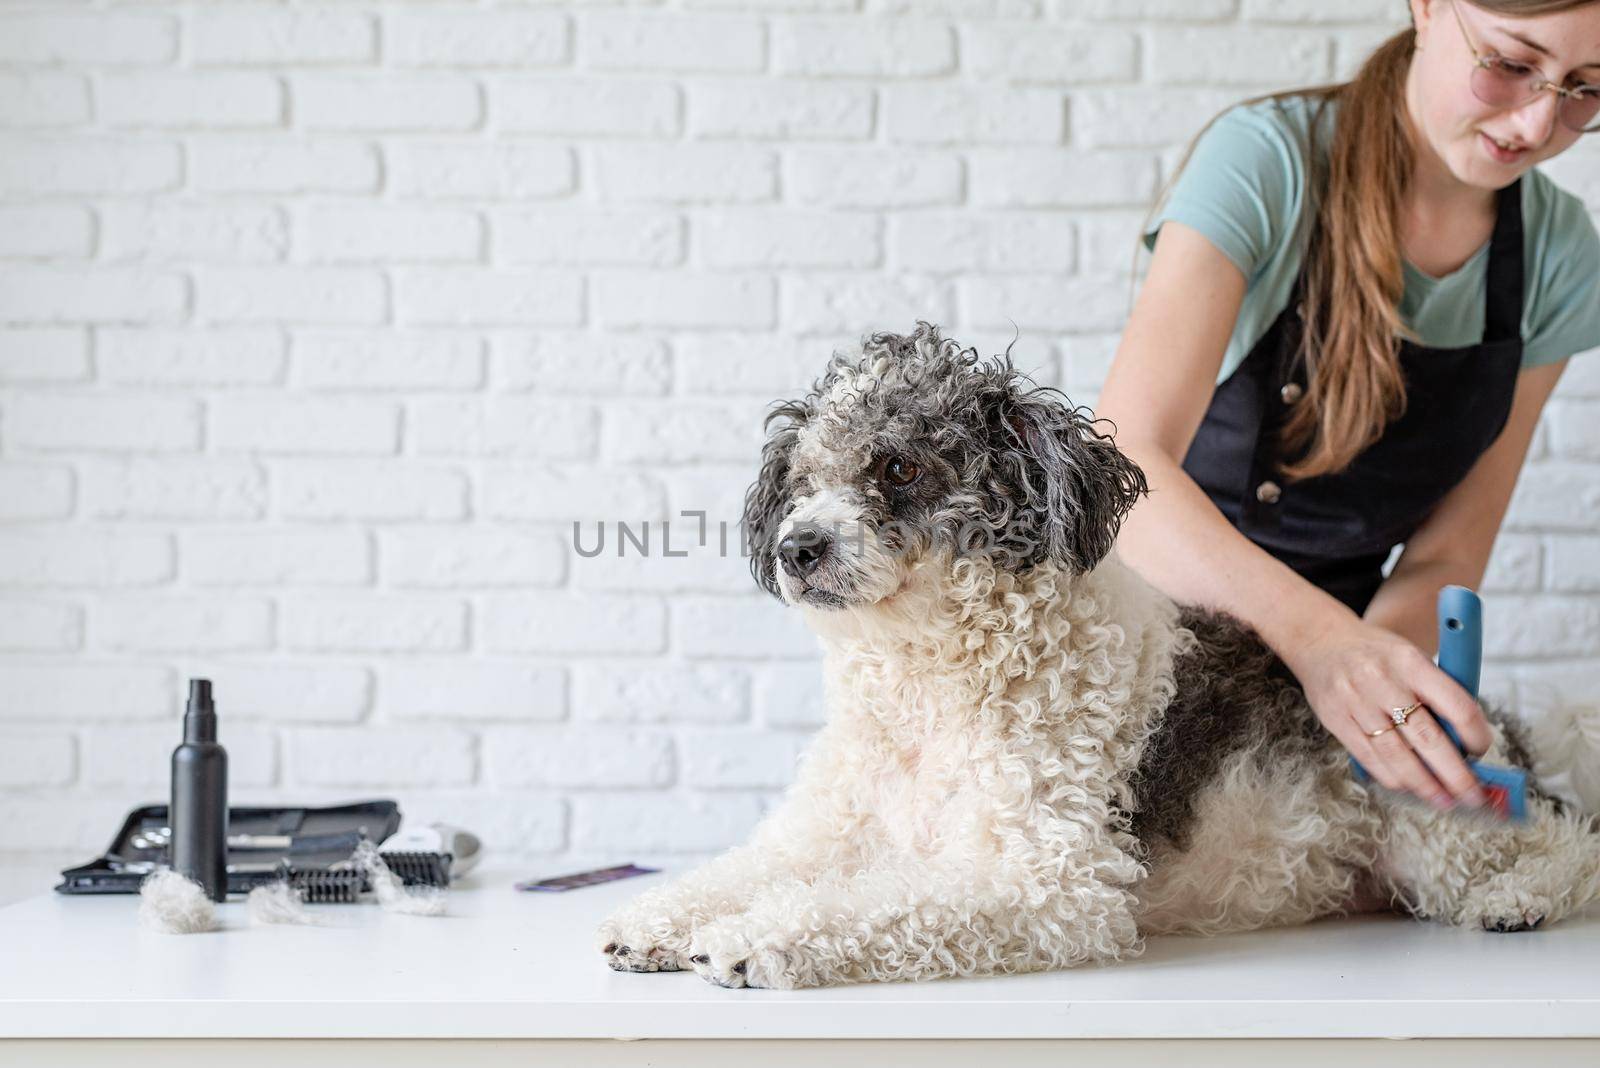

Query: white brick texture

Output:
[2, 2, 1598, 900]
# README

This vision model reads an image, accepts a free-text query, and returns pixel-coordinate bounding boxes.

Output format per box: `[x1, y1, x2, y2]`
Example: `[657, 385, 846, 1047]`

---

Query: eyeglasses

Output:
[1449, 0, 1600, 133]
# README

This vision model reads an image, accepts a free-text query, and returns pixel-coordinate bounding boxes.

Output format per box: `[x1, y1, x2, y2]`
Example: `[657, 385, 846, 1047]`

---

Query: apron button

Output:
[1280, 382, 1303, 404]
[1255, 480, 1282, 504]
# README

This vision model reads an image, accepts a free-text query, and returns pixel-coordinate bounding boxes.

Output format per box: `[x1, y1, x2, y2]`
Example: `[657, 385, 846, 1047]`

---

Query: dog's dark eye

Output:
[881, 456, 921, 488]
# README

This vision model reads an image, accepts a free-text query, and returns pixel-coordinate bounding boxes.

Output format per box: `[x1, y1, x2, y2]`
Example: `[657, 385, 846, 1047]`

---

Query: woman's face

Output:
[1408, 0, 1600, 188]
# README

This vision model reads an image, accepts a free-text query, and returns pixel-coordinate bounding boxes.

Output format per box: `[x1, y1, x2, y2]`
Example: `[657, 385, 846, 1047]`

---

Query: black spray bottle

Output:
[171, 678, 228, 901]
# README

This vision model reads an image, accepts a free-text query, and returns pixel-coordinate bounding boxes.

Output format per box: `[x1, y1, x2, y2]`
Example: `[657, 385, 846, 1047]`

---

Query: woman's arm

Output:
[1363, 358, 1568, 656]
[1096, 219, 1355, 657]
[1097, 218, 1492, 811]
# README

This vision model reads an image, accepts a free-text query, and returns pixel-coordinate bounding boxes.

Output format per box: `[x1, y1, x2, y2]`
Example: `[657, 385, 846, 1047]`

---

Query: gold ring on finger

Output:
[1388, 700, 1422, 728]
[1365, 722, 1397, 739]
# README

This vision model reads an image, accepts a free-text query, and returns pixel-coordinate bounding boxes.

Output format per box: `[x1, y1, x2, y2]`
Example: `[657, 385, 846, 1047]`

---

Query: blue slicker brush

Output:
[1349, 585, 1529, 822]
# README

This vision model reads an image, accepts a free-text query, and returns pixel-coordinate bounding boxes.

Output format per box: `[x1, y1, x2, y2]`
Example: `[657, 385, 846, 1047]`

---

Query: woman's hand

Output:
[1282, 617, 1493, 810]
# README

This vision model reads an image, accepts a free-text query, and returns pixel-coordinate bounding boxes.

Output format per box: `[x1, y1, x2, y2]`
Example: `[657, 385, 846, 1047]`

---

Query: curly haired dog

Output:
[596, 322, 1600, 990]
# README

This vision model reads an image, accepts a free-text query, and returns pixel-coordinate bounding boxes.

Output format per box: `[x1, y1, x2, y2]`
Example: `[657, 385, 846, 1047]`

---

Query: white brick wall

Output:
[2, 0, 1598, 906]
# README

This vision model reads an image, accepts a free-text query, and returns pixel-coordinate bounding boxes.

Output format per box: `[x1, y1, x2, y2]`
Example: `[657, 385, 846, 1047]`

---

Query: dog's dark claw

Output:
[691, 954, 709, 964]
[603, 942, 618, 954]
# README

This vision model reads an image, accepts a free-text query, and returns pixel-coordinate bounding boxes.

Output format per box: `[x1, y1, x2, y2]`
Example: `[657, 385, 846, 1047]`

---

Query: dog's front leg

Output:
[598, 764, 871, 974]
[687, 861, 1142, 989]
[597, 840, 781, 973]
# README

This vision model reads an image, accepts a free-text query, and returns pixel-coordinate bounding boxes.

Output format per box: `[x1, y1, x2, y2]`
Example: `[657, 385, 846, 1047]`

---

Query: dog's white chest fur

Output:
[869, 728, 990, 860]
[802, 554, 1189, 877]
[820, 654, 996, 862]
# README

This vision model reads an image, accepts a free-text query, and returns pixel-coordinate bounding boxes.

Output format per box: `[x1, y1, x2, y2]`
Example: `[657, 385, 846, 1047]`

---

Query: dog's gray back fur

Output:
[1131, 606, 1568, 854]
[1127, 606, 1328, 852]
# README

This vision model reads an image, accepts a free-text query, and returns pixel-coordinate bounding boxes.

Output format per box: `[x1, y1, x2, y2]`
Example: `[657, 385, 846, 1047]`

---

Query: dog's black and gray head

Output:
[741, 322, 1148, 612]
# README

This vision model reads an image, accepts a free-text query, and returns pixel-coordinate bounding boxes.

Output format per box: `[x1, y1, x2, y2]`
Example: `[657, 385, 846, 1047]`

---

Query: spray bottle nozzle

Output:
[184, 678, 216, 743]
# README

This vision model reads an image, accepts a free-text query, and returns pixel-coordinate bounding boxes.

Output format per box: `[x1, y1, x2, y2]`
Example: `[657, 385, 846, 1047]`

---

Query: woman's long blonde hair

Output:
[1145, 1, 1588, 480]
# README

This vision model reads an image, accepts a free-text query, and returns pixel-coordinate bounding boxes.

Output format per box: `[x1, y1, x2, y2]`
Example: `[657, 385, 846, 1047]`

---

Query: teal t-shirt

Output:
[1142, 94, 1600, 385]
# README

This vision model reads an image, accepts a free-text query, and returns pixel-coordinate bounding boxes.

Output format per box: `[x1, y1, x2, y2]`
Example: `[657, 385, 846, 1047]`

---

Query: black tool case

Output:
[55, 799, 450, 899]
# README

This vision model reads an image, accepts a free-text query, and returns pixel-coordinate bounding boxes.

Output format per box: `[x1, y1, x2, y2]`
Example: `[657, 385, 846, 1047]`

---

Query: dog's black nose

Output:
[778, 524, 831, 577]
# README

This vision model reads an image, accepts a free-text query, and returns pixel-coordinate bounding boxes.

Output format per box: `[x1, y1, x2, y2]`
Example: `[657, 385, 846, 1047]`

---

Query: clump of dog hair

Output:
[138, 868, 219, 934]
[246, 880, 325, 926]
[352, 838, 447, 916]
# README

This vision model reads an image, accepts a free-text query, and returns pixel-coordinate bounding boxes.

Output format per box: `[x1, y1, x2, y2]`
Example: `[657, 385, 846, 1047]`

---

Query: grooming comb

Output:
[374, 850, 453, 887]
[284, 867, 365, 904]
[248, 852, 455, 904]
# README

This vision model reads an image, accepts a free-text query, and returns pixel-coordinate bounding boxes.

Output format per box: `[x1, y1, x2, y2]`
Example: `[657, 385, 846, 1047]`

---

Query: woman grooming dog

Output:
[600, 326, 1600, 987]
[1096, 1, 1600, 820]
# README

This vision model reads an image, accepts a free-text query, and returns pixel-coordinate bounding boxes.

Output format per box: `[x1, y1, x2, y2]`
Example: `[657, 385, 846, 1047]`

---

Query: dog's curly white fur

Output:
[596, 323, 1600, 989]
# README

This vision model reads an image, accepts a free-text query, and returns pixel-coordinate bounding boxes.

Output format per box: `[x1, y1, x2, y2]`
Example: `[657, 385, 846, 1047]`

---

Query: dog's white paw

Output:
[687, 921, 799, 990]
[1460, 878, 1550, 933]
[688, 949, 751, 988]
[596, 914, 694, 973]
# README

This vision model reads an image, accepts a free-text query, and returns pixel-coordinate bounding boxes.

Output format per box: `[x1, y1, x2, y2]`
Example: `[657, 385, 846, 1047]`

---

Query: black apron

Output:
[1180, 177, 1525, 616]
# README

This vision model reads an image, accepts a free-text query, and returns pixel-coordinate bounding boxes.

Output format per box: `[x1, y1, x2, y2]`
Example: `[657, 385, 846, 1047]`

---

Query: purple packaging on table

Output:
[516, 863, 660, 892]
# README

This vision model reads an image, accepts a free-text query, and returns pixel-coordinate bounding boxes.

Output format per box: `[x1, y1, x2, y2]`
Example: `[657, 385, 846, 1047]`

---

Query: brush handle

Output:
[1436, 585, 1482, 695]
[1433, 585, 1481, 752]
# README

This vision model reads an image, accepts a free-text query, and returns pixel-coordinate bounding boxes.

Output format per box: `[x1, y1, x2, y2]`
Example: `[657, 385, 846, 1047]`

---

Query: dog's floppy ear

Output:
[742, 399, 808, 598]
[990, 388, 1148, 575]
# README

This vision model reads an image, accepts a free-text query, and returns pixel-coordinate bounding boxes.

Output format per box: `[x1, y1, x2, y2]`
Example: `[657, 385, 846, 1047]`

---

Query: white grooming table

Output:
[2, 865, 1598, 1066]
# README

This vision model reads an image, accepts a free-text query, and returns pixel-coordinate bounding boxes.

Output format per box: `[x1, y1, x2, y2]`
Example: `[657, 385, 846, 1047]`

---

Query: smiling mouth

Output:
[1481, 131, 1530, 160]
